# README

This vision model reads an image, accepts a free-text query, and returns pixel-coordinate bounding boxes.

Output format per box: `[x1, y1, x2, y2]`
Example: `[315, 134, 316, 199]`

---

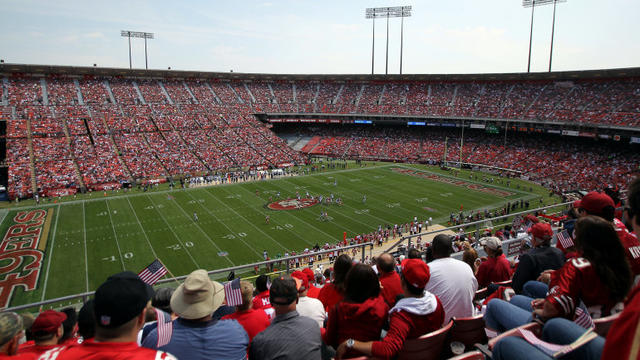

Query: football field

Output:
[0, 163, 549, 309]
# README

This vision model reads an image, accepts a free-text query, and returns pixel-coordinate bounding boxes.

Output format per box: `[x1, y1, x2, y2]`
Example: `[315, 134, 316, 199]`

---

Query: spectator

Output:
[252, 274, 273, 318]
[59, 308, 77, 345]
[250, 276, 322, 360]
[377, 253, 403, 308]
[484, 216, 632, 333]
[142, 269, 248, 359]
[511, 222, 565, 295]
[425, 234, 478, 324]
[290, 271, 326, 328]
[140, 287, 175, 344]
[19, 310, 66, 357]
[77, 300, 95, 341]
[335, 259, 445, 359]
[0, 312, 33, 360]
[221, 280, 271, 344]
[461, 245, 479, 272]
[325, 264, 388, 358]
[318, 254, 352, 311]
[302, 268, 321, 298]
[475, 236, 512, 289]
[43, 271, 176, 359]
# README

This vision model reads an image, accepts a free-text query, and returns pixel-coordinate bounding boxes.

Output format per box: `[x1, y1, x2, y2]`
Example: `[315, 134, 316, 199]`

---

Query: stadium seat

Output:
[396, 320, 454, 360]
[447, 315, 488, 354]
[593, 312, 620, 337]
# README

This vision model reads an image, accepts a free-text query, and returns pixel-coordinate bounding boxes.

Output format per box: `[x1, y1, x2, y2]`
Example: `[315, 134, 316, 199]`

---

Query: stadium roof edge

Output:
[1, 63, 640, 82]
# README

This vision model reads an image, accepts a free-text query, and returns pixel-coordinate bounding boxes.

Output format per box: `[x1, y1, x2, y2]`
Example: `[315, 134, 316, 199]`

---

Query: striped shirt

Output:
[249, 311, 321, 360]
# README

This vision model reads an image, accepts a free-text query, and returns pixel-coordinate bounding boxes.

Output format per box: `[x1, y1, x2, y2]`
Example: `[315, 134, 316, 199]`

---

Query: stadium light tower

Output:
[365, 6, 412, 75]
[120, 30, 155, 69]
[522, 0, 566, 72]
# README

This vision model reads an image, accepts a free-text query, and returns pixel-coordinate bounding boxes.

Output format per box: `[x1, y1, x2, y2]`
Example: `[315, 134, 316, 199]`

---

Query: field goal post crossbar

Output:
[4, 242, 374, 313]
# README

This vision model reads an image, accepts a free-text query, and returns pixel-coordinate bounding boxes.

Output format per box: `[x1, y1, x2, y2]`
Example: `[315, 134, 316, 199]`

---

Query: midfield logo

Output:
[267, 198, 319, 211]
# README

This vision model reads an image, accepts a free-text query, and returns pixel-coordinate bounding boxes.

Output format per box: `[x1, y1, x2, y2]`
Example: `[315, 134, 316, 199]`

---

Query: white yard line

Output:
[166, 194, 236, 266]
[145, 195, 201, 268]
[125, 197, 160, 259]
[40, 205, 60, 302]
[197, 189, 288, 252]
[82, 202, 89, 292]
[104, 201, 126, 269]
[0, 209, 9, 227]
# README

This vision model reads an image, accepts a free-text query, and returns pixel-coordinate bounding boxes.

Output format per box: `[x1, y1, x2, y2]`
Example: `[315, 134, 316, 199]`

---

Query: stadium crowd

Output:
[1, 179, 639, 359]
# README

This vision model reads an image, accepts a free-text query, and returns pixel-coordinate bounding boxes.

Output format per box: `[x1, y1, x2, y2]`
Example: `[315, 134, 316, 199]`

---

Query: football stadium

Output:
[0, 1, 639, 359]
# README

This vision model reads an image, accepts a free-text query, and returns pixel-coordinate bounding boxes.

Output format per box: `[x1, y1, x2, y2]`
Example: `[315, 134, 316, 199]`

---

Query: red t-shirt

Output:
[546, 257, 621, 319]
[252, 290, 271, 311]
[324, 295, 389, 358]
[601, 284, 640, 360]
[34, 340, 176, 359]
[370, 297, 445, 359]
[18, 343, 59, 357]
[317, 283, 344, 312]
[475, 254, 512, 289]
[379, 272, 403, 307]
[307, 284, 321, 299]
[222, 308, 271, 343]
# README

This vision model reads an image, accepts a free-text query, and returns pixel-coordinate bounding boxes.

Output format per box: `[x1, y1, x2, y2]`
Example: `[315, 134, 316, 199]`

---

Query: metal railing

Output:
[386, 201, 571, 255]
[3, 242, 374, 313]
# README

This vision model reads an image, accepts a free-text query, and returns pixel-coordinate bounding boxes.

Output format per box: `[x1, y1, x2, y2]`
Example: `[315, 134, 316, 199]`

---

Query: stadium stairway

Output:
[132, 81, 146, 105]
[103, 80, 117, 104]
[57, 110, 86, 189]
[182, 81, 199, 104]
[73, 79, 85, 105]
[158, 81, 174, 105]
[24, 115, 38, 195]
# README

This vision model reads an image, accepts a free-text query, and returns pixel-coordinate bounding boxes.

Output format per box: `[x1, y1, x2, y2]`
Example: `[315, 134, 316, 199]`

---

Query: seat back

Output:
[488, 322, 541, 350]
[397, 321, 453, 360]
[593, 312, 620, 337]
[448, 315, 488, 352]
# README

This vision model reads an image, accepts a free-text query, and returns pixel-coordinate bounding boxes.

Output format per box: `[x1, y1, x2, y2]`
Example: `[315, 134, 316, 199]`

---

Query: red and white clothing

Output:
[546, 257, 622, 320]
[19, 344, 59, 358]
[370, 293, 445, 359]
[35, 340, 176, 360]
[222, 308, 270, 343]
[614, 219, 640, 278]
[251, 290, 274, 319]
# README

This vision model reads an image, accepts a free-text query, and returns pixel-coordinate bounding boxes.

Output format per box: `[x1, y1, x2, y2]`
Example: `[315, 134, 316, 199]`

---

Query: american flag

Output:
[224, 278, 243, 306]
[154, 308, 173, 347]
[574, 305, 595, 329]
[555, 230, 574, 249]
[138, 259, 168, 285]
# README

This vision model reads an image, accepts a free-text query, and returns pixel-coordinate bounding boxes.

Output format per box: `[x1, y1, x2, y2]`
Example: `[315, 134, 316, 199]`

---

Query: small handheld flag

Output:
[138, 259, 168, 286]
[555, 229, 574, 250]
[224, 278, 243, 306]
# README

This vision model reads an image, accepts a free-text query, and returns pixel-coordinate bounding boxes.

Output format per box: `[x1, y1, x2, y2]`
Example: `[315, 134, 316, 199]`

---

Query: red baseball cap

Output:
[31, 310, 67, 334]
[301, 268, 315, 283]
[401, 259, 430, 289]
[291, 271, 309, 292]
[529, 222, 553, 240]
[573, 192, 615, 216]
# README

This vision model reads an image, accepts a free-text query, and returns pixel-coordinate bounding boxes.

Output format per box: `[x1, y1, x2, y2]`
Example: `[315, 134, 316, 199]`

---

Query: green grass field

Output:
[0, 162, 556, 309]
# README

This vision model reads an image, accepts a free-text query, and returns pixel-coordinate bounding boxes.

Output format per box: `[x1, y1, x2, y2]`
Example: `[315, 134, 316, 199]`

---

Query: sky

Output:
[0, 0, 639, 75]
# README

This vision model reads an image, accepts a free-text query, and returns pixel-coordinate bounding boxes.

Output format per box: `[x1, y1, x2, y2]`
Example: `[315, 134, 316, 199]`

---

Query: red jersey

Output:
[0, 354, 36, 360]
[475, 254, 512, 289]
[546, 257, 622, 320]
[601, 284, 640, 360]
[317, 283, 344, 312]
[19, 344, 59, 357]
[614, 219, 640, 277]
[306, 284, 321, 299]
[379, 272, 403, 307]
[222, 308, 270, 343]
[35, 340, 176, 359]
[370, 296, 445, 359]
[251, 290, 271, 311]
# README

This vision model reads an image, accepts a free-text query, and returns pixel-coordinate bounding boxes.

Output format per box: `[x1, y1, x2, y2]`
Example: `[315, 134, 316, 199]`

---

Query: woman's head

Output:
[344, 264, 380, 303]
[332, 254, 352, 291]
[575, 215, 632, 302]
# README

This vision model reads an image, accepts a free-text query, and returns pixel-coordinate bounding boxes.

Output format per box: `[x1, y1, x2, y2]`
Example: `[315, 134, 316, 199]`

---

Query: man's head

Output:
[400, 259, 431, 297]
[94, 271, 154, 340]
[236, 281, 255, 311]
[529, 222, 553, 246]
[269, 276, 299, 315]
[171, 269, 225, 321]
[407, 248, 421, 259]
[432, 234, 453, 259]
[77, 300, 95, 340]
[480, 236, 503, 257]
[628, 178, 640, 234]
[152, 287, 175, 314]
[377, 253, 395, 274]
[255, 274, 271, 293]
[0, 312, 23, 355]
[32, 310, 67, 345]
[573, 191, 616, 222]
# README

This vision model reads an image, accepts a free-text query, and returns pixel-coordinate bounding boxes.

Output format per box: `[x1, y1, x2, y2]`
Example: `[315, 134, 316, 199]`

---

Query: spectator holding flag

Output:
[222, 280, 271, 344]
[484, 216, 632, 334]
[142, 269, 249, 359]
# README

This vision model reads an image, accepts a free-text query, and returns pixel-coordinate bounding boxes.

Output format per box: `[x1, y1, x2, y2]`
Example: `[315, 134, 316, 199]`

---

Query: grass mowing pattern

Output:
[2, 163, 551, 308]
